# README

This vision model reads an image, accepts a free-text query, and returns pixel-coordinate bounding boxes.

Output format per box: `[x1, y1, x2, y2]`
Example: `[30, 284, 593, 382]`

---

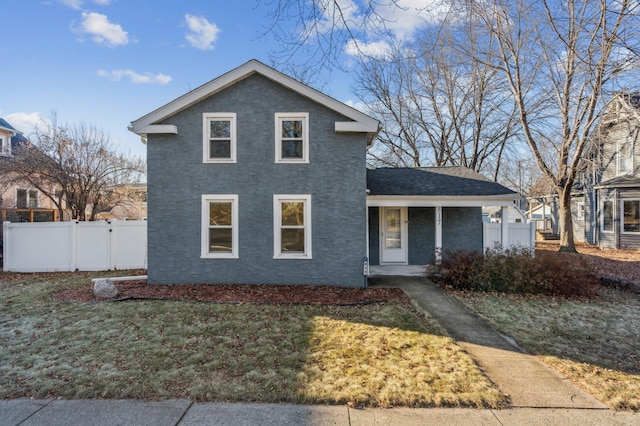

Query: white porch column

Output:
[501, 206, 509, 248]
[435, 206, 443, 264]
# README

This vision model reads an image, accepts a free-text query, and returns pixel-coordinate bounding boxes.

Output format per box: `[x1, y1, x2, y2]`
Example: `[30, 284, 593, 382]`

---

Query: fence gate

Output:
[3, 220, 147, 272]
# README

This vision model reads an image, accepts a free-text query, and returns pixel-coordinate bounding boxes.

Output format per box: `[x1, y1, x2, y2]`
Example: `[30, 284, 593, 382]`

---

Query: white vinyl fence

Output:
[3, 220, 147, 272]
[483, 222, 536, 252]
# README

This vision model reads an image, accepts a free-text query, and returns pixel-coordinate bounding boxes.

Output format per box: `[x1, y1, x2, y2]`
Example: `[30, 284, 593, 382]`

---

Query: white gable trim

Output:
[130, 60, 379, 140]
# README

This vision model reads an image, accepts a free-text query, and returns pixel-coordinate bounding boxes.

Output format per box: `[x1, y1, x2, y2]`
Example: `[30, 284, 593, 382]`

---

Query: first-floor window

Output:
[16, 189, 38, 209]
[622, 199, 640, 233]
[201, 194, 238, 258]
[273, 194, 312, 258]
[601, 200, 614, 233]
[576, 202, 585, 220]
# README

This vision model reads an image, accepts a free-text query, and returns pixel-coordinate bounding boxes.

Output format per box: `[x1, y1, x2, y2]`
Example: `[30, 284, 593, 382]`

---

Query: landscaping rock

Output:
[93, 279, 119, 299]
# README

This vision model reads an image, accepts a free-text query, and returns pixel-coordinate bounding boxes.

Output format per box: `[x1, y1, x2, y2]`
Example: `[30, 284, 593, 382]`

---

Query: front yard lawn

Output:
[0, 271, 507, 408]
[455, 287, 640, 411]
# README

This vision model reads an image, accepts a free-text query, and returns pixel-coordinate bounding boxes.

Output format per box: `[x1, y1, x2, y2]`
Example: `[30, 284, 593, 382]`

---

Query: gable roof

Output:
[0, 117, 28, 149]
[367, 167, 516, 197]
[129, 59, 380, 144]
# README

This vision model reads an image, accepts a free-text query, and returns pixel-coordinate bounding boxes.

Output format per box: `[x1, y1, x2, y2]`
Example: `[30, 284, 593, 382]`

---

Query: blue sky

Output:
[0, 0, 378, 158]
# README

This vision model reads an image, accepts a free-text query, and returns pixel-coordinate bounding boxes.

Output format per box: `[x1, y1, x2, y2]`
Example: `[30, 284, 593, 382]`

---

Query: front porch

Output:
[368, 264, 427, 277]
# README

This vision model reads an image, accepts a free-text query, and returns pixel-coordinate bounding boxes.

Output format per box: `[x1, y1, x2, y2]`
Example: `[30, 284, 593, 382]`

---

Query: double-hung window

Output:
[203, 113, 236, 163]
[601, 199, 614, 233]
[622, 199, 640, 233]
[275, 113, 309, 163]
[273, 194, 311, 258]
[16, 189, 38, 209]
[201, 194, 238, 258]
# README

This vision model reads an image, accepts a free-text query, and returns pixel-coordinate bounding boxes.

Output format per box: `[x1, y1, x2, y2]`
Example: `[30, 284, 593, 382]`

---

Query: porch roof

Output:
[366, 167, 517, 207]
[595, 175, 640, 189]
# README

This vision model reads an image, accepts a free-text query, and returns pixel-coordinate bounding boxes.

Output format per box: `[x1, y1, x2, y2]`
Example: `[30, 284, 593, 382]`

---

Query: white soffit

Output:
[130, 59, 379, 138]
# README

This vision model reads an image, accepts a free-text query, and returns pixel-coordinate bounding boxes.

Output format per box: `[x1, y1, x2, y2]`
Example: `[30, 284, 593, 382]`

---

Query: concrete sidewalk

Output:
[2, 399, 638, 426]
[369, 276, 606, 409]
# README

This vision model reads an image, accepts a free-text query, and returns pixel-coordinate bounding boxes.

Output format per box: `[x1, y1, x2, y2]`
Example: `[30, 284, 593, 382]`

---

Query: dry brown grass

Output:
[0, 271, 507, 408]
[455, 286, 640, 411]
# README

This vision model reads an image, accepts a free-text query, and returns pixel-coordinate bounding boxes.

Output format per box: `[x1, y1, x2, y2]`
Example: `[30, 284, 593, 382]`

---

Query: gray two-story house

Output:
[130, 60, 518, 286]
[577, 93, 640, 250]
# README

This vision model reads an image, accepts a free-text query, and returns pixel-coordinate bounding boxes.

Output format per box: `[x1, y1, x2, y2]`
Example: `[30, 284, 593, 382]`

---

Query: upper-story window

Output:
[203, 113, 236, 163]
[616, 138, 633, 175]
[275, 113, 309, 163]
[17, 189, 38, 209]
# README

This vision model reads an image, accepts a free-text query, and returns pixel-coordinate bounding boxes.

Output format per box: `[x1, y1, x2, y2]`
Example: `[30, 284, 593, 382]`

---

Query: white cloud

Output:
[4, 112, 45, 136]
[344, 39, 391, 59]
[184, 14, 220, 50]
[60, 0, 112, 10]
[377, 0, 451, 40]
[79, 12, 128, 47]
[344, 100, 369, 114]
[97, 69, 172, 85]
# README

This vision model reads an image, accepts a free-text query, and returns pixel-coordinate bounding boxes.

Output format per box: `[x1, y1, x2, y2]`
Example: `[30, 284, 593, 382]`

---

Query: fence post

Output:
[2, 222, 9, 272]
[501, 206, 509, 248]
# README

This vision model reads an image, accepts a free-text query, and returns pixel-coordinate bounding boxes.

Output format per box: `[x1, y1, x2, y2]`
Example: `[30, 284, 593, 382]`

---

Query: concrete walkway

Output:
[369, 276, 607, 409]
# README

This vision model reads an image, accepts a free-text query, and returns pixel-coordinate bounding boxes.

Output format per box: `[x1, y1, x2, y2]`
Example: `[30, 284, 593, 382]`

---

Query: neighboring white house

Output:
[482, 205, 527, 224]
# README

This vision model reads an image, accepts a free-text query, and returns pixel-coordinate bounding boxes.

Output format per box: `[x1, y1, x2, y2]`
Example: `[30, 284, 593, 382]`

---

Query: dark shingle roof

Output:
[367, 167, 516, 197]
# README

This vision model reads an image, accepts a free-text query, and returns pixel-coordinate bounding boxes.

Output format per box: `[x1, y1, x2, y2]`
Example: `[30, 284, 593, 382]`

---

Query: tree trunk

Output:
[557, 187, 576, 253]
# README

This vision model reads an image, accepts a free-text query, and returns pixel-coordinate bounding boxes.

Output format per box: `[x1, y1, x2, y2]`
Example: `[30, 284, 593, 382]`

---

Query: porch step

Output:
[536, 230, 559, 241]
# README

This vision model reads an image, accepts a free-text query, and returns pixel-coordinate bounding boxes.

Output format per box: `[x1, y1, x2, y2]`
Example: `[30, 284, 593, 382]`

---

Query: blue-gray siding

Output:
[147, 74, 368, 286]
[368, 206, 482, 265]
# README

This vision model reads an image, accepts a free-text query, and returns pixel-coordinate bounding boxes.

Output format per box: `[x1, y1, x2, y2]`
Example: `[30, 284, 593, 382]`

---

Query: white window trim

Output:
[275, 112, 309, 164]
[616, 138, 634, 176]
[16, 188, 39, 209]
[273, 194, 312, 259]
[576, 202, 585, 220]
[203, 113, 237, 163]
[201, 194, 239, 259]
[0, 136, 7, 156]
[601, 199, 614, 234]
[621, 198, 640, 234]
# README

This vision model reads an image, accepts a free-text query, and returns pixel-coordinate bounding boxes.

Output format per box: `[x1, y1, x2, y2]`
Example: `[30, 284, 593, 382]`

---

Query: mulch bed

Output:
[52, 280, 407, 306]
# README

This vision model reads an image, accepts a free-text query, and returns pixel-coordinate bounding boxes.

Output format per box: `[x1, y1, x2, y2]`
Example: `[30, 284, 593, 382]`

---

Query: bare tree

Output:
[356, 15, 521, 180]
[8, 116, 145, 221]
[466, 0, 640, 251]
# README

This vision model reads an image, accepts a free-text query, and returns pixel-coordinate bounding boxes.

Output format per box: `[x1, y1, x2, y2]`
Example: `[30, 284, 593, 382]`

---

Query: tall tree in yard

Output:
[469, 0, 640, 251]
[355, 18, 520, 180]
[7, 116, 145, 221]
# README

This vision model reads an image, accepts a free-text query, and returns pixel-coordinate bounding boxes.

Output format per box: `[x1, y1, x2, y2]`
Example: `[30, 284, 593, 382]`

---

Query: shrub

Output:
[436, 245, 597, 298]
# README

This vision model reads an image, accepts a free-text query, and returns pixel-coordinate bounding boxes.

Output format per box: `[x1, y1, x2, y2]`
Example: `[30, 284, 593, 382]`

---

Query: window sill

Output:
[273, 254, 312, 260]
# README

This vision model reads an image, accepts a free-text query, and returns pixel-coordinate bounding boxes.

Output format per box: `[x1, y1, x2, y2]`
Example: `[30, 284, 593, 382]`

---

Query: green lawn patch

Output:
[0, 272, 507, 408]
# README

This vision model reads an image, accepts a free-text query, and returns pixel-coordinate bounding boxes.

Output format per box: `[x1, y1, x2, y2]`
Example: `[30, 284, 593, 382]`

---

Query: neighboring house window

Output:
[201, 194, 238, 258]
[622, 199, 640, 233]
[601, 200, 614, 233]
[203, 113, 236, 163]
[275, 113, 309, 163]
[273, 194, 311, 258]
[0, 136, 7, 155]
[616, 139, 633, 175]
[16, 189, 38, 209]
[576, 202, 585, 220]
